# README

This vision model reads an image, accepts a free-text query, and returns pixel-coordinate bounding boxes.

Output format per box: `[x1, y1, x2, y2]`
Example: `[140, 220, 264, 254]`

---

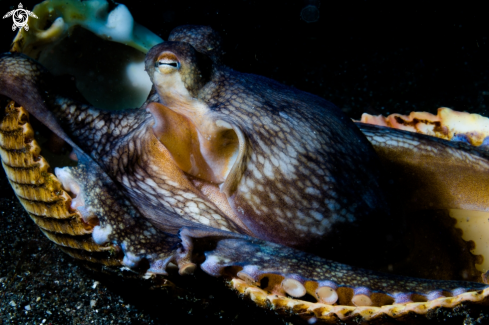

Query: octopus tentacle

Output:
[55, 156, 181, 272]
[357, 122, 489, 212]
[178, 228, 488, 308]
[357, 122, 489, 275]
[231, 279, 489, 322]
[0, 53, 77, 150]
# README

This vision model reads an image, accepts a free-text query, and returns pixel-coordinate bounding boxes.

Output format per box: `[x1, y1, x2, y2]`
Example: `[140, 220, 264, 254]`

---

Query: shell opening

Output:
[11, 0, 163, 110]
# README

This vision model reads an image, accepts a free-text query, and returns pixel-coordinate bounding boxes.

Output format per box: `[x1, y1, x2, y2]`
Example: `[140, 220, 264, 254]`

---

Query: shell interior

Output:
[11, 0, 163, 110]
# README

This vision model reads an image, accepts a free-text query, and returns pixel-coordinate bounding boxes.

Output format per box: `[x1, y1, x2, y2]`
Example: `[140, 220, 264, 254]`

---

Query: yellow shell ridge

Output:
[0, 101, 118, 265]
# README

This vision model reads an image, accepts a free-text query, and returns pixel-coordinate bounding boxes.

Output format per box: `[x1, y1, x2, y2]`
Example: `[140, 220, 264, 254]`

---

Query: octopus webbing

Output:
[2, 2, 489, 324]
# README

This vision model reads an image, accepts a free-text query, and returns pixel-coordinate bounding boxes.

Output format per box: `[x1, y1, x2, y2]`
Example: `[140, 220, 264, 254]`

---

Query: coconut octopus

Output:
[2, 1, 489, 324]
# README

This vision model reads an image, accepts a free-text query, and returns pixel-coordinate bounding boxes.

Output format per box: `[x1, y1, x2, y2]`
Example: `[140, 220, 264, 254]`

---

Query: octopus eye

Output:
[156, 59, 180, 73]
[157, 60, 179, 68]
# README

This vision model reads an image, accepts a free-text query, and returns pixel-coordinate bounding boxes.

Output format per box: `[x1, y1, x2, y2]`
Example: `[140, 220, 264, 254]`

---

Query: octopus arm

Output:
[0, 53, 78, 150]
[55, 153, 181, 271]
[358, 123, 489, 212]
[358, 122, 489, 274]
[178, 226, 488, 309]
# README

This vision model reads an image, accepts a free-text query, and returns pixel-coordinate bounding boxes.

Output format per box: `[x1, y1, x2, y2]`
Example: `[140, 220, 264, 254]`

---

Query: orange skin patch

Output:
[147, 101, 240, 185]
[147, 101, 215, 180]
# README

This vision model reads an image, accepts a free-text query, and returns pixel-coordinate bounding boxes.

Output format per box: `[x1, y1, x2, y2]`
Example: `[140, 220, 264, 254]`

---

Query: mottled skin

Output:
[0, 25, 488, 316]
[147, 27, 391, 258]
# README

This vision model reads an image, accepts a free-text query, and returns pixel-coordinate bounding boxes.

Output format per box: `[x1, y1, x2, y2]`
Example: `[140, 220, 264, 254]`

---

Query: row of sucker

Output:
[54, 150, 182, 274]
[198, 236, 488, 310]
[231, 278, 489, 323]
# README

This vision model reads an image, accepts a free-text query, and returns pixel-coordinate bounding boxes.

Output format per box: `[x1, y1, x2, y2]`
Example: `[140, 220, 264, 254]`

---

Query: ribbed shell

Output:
[0, 101, 121, 266]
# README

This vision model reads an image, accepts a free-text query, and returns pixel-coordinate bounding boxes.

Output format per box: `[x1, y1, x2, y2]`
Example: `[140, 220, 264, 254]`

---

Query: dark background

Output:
[1, 1, 489, 324]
